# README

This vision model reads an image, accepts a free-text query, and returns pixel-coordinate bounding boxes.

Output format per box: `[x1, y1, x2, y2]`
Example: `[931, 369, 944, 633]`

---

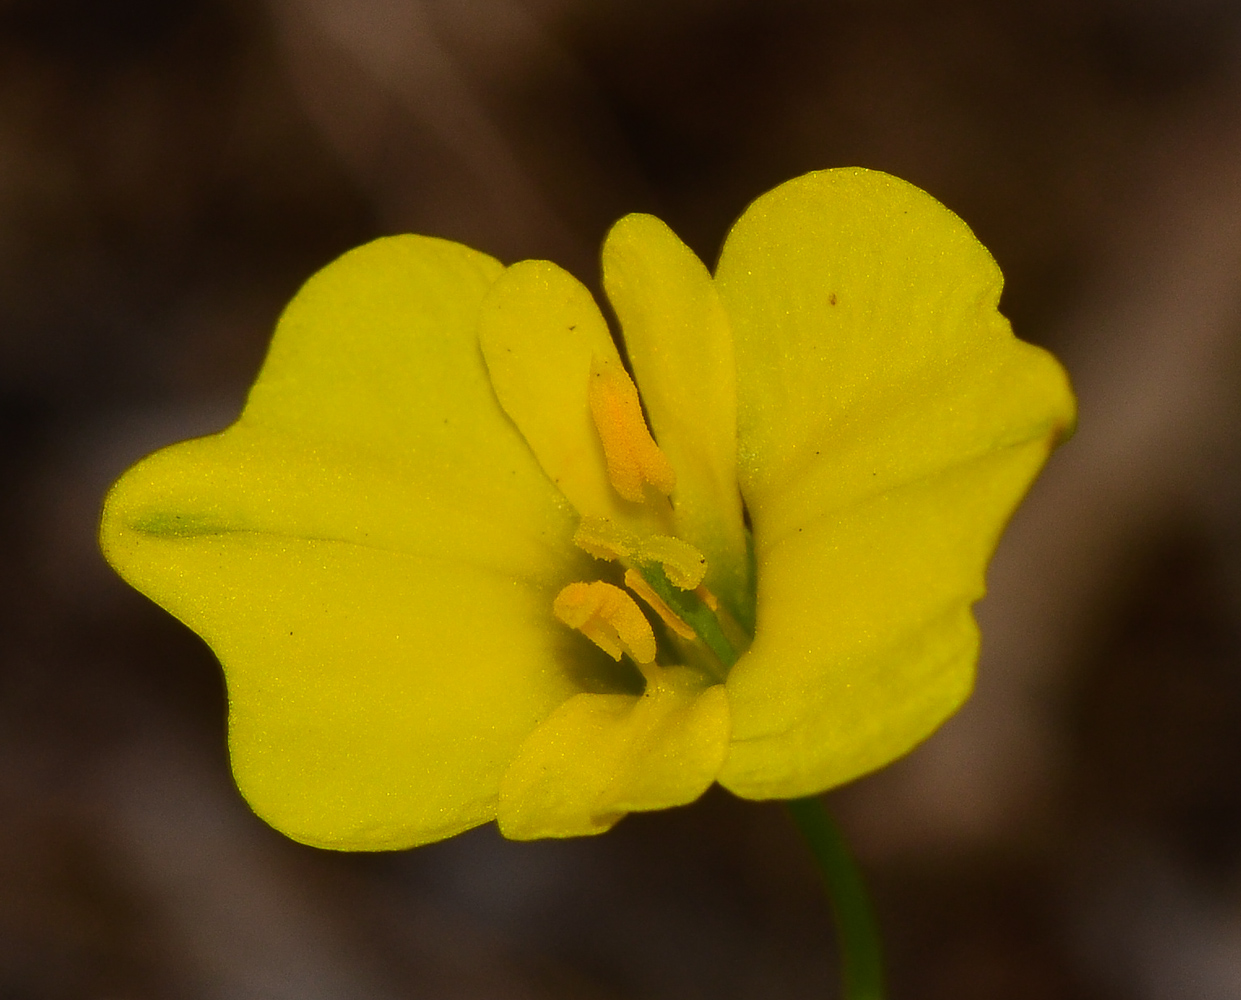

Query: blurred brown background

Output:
[3, 0, 1241, 997]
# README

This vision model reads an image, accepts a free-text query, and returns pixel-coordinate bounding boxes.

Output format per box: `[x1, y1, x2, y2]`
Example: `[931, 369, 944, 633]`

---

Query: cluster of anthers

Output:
[553, 355, 745, 683]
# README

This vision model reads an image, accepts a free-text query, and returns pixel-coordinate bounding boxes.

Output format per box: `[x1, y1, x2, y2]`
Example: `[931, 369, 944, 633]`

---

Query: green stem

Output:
[786, 797, 885, 1000]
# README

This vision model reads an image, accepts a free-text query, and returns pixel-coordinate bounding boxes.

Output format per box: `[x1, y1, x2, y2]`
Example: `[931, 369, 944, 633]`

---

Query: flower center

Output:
[554, 358, 740, 679]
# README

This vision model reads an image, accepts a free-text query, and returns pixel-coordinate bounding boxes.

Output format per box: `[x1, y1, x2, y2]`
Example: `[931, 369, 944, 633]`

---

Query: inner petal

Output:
[478, 260, 639, 525]
[602, 213, 751, 625]
[497, 666, 730, 839]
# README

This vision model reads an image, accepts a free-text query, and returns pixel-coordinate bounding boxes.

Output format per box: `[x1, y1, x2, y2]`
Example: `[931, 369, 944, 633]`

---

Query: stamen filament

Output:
[695, 585, 719, 612]
[624, 568, 696, 640]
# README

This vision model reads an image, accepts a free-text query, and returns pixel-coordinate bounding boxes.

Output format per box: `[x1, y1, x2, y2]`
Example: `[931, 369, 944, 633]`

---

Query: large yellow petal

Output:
[713, 169, 1075, 797]
[719, 440, 1051, 797]
[602, 215, 751, 626]
[497, 668, 729, 839]
[101, 235, 597, 848]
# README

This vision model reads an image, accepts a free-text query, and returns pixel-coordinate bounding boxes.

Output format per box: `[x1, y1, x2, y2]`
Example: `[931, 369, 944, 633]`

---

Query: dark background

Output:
[3, 0, 1241, 997]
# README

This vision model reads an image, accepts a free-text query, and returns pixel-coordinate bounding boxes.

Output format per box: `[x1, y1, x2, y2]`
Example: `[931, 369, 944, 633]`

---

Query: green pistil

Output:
[637, 564, 737, 673]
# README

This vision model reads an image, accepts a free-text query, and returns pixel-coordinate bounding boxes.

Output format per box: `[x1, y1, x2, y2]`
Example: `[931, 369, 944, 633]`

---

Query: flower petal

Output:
[713, 168, 1075, 798]
[718, 440, 1052, 798]
[479, 260, 650, 526]
[101, 235, 597, 848]
[497, 669, 730, 839]
[602, 214, 751, 625]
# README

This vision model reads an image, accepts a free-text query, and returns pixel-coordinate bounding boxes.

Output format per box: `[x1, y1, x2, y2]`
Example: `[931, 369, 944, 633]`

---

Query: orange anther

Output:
[588, 355, 676, 503]
[553, 580, 656, 664]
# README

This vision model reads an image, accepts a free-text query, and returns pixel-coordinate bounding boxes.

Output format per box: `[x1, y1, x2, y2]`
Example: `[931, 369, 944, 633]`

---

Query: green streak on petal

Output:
[129, 510, 235, 538]
[497, 667, 730, 839]
[602, 214, 750, 621]
[108, 424, 579, 587]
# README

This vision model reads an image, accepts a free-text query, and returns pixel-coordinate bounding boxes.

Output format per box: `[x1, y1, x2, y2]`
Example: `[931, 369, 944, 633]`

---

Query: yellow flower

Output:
[100, 169, 1074, 850]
